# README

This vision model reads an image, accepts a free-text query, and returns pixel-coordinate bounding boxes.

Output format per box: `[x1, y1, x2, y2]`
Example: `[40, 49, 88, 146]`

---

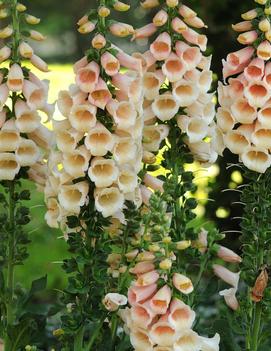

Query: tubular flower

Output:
[119, 192, 219, 350]
[45, 7, 143, 225]
[134, 0, 217, 167]
[216, 1, 271, 173]
[0, 3, 54, 183]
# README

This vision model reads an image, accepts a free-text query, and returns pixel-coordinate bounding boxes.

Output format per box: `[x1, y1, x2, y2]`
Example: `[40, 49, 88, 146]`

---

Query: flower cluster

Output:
[119, 193, 220, 351]
[135, 1, 219, 166]
[217, 0, 271, 173]
[45, 8, 144, 228]
[0, 1, 53, 184]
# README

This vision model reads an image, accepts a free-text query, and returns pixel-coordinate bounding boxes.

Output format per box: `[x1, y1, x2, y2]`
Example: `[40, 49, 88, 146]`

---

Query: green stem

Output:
[4, 182, 16, 351]
[251, 303, 262, 351]
[111, 314, 118, 351]
[85, 319, 104, 351]
[74, 326, 85, 351]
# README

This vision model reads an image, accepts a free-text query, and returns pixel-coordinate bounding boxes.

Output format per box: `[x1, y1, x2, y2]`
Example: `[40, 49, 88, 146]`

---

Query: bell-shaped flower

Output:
[0, 129, 20, 151]
[15, 99, 40, 133]
[150, 32, 172, 61]
[219, 288, 239, 311]
[130, 301, 156, 328]
[75, 61, 100, 93]
[113, 137, 137, 165]
[112, 101, 137, 129]
[143, 124, 169, 152]
[88, 157, 119, 188]
[244, 81, 271, 108]
[103, 293, 127, 312]
[57, 90, 73, 117]
[95, 186, 124, 217]
[130, 328, 154, 351]
[58, 181, 89, 214]
[173, 80, 199, 107]
[150, 285, 172, 315]
[84, 122, 114, 156]
[213, 264, 240, 289]
[177, 115, 208, 143]
[23, 80, 47, 110]
[241, 147, 271, 173]
[0, 153, 20, 180]
[168, 298, 195, 331]
[15, 138, 40, 166]
[143, 70, 165, 100]
[128, 283, 157, 305]
[88, 78, 112, 109]
[118, 165, 138, 193]
[70, 103, 97, 132]
[174, 330, 201, 351]
[152, 93, 179, 121]
[173, 273, 194, 294]
[63, 146, 90, 178]
[101, 51, 120, 76]
[162, 53, 187, 82]
[150, 319, 179, 346]
[7, 63, 24, 92]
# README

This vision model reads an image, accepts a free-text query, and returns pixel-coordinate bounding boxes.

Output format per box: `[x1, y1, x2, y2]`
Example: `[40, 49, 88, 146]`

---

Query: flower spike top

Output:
[135, 0, 219, 167]
[45, 1, 143, 229]
[0, 0, 54, 184]
[217, 0, 271, 173]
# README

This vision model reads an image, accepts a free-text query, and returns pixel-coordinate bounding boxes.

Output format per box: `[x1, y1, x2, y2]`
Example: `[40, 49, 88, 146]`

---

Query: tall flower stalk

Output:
[216, 0, 271, 349]
[45, 1, 144, 349]
[0, 0, 53, 349]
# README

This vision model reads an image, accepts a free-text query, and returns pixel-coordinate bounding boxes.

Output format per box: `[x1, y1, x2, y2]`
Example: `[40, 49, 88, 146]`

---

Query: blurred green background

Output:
[9, 0, 249, 291]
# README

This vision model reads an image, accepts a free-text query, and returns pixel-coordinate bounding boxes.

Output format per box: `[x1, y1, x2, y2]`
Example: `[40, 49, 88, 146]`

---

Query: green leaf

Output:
[29, 275, 47, 296]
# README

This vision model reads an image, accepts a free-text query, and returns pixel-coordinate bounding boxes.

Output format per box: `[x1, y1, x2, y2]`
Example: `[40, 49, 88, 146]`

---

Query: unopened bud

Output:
[98, 6, 110, 17]
[241, 9, 258, 20]
[149, 244, 160, 252]
[159, 258, 172, 270]
[259, 18, 270, 32]
[265, 7, 271, 15]
[166, 0, 178, 7]
[0, 9, 9, 19]
[163, 236, 172, 244]
[114, 1, 130, 11]
[53, 329, 65, 337]
[143, 151, 156, 164]
[25, 14, 40, 25]
[0, 26, 13, 39]
[17, 3, 27, 12]
[30, 30, 46, 41]
[176, 240, 191, 250]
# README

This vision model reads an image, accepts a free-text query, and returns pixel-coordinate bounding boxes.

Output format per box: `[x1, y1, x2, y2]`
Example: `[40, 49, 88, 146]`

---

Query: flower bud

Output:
[19, 41, 34, 58]
[149, 244, 160, 252]
[78, 21, 95, 34]
[53, 329, 65, 337]
[237, 30, 258, 45]
[25, 14, 40, 25]
[0, 9, 9, 19]
[153, 10, 168, 27]
[255, 0, 267, 4]
[98, 6, 110, 17]
[257, 40, 271, 60]
[265, 7, 271, 15]
[162, 236, 172, 244]
[0, 26, 13, 39]
[241, 9, 258, 20]
[16, 3, 27, 12]
[30, 30, 46, 41]
[232, 21, 252, 32]
[143, 151, 156, 164]
[159, 258, 172, 270]
[166, 0, 178, 7]
[113, 1, 130, 11]
[176, 240, 191, 250]
[141, 0, 160, 9]
[265, 30, 271, 41]
[77, 15, 88, 26]
[259, 18, 270, 32]
[92, 34, 106, 49]
[0, 46, 11, 63]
